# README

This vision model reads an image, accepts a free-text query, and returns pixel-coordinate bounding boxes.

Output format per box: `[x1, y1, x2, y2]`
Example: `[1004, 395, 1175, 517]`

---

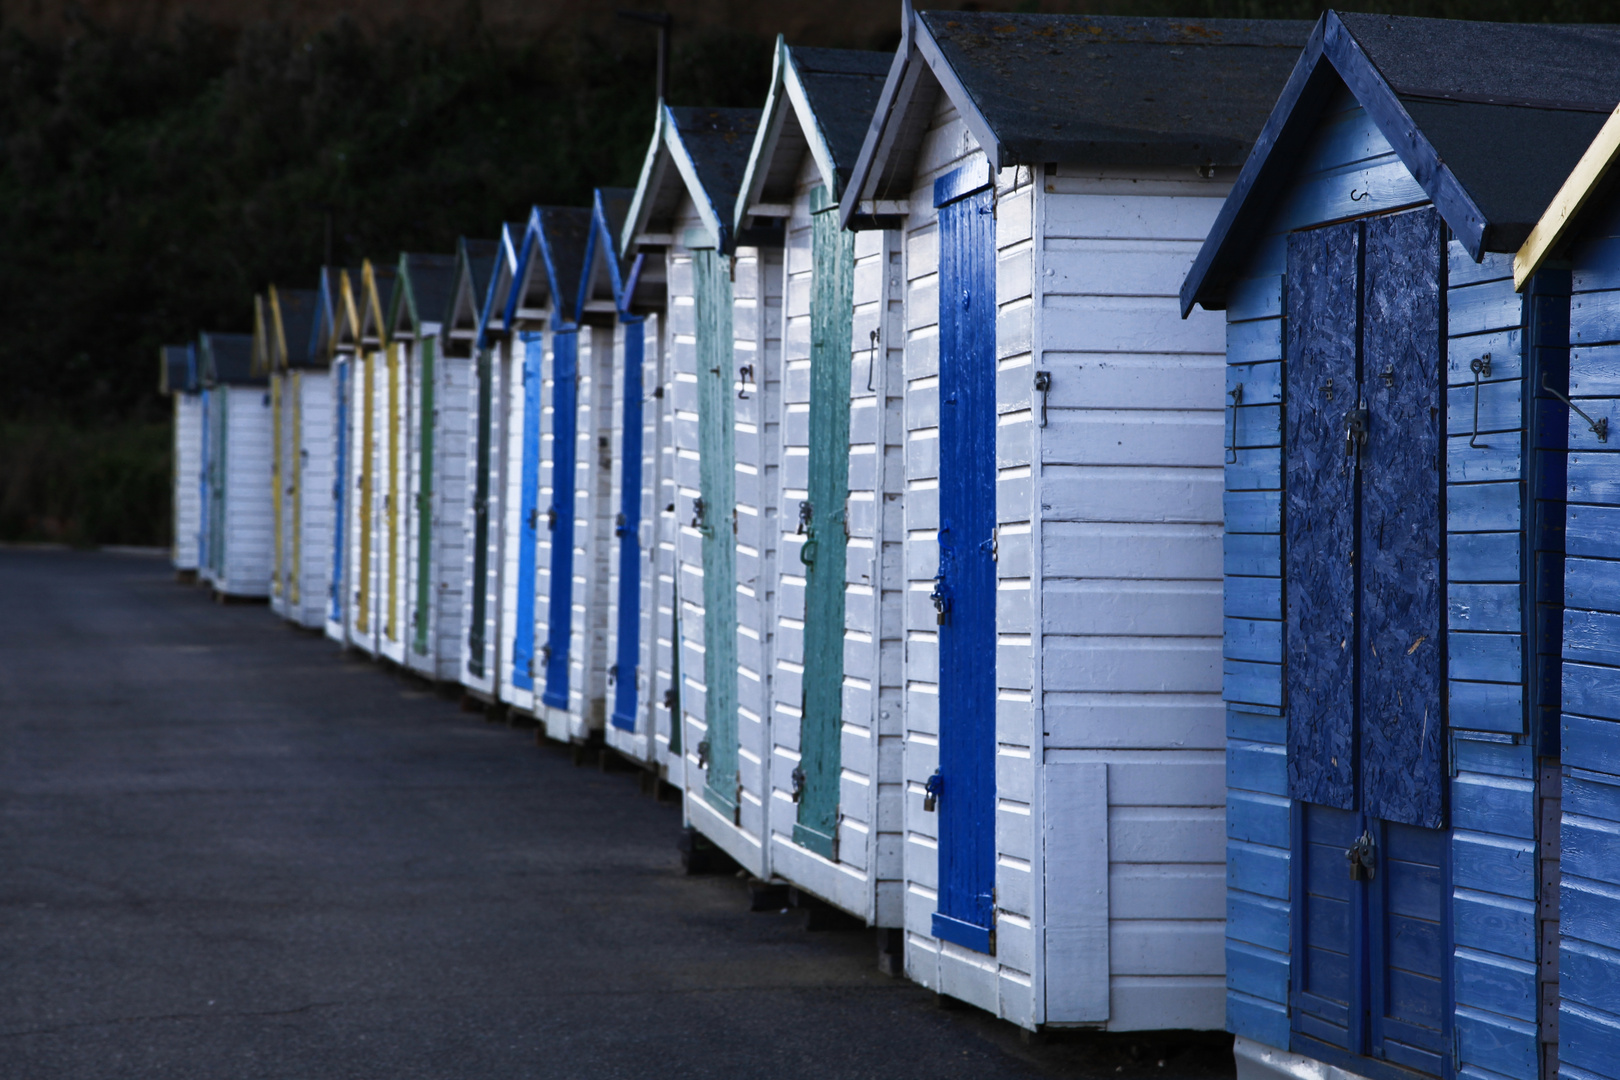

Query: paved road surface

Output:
[0, 550, 1236, 1079]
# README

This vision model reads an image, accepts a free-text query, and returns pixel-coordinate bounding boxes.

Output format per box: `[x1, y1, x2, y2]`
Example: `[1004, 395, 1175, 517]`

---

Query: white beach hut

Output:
[360, 259, 406, 666]
[388, 250, 466, 682]
[623, 103, 779, 876]
[198, 330, 274, 599]
[315, 267, 353, 646]
[587, 187, 675, 771]
[161, 343, 202, 581]
[735, 38, 899, 927]
[269, 284, 332, 630]
[837, 9, 1306, 1029]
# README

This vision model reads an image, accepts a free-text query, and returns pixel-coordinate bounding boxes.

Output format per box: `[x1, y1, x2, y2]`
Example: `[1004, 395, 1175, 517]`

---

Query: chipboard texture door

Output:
[513, 331, 543, 693]
[414, 335, 437, 656]
[795, 185, 855, 858]
[695, 247, 740, 818]
[931, 171, 997, 954]
[544, 328, 579, 710]
[611, 316, 645, 732]
[1284, 208, 1448, 1078]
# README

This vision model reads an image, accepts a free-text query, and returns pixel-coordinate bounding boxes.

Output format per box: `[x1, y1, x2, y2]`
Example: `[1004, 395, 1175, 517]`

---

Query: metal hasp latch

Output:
[690, 497, 706, 531]
[1034, 370, 1052, 427]
[1542, 372, 1609, 443]
[790, 766, 806, 803]
[929, 580, 951, 625]
[1347, 829, 1377, 881]
[546, 506, 558, 531]
[1344, 402, 1370, 456]
[923, 770, 943, 813]
[696, 739, 710, 770]
[615, 512, 628, 536]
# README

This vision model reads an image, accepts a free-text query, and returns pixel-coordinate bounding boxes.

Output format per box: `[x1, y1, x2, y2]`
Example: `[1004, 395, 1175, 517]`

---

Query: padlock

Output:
[923, 769, 943, 813]
[1346, 829, 1376, 881]
[930, 584, 950, 625]
[696, 739, 710, 770]
[790, 766, 806, 803]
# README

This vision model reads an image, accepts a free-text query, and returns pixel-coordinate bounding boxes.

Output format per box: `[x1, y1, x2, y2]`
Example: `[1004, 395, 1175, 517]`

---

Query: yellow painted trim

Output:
[334, 270, 363, 357]
[358, 349, 374, 635]
[386, 341, 401, 641]
[1517, 104, 1620, 290]
[362, 259, 391, 348]
[269, 285, 290, 371]
[291, 371, 303, 607]
[270, 373, 283, 598]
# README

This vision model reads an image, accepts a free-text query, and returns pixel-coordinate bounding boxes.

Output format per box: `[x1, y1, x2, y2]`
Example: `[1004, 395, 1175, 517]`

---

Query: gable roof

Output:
[1182, 11, 1620, 314]
[389, 251, 459, 338]
[474, 221, 526, 349]
[159, 343, 196, 395]
[271, 287, 321, 371]
[737, 39, 893, 233]
[311, 266, 342, 366]
[446, 238, 499, 357]
[842, 6, 1310, 228]
[199, 331, 259, 387]
[623, 104, 765, 254]
[1515, 105, 1620, 288]
[359, 259, 398, 346]
[581, 187, 641, 321]
[508, 205, 593, 328]
[251, 293, 272, 378]
[332, 268, 363, 357]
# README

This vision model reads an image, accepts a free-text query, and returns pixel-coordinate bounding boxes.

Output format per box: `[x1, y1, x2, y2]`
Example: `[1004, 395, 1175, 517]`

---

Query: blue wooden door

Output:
[513, 332, 543, 692]
[931, 168, 997, 955]
[330, 362, 348, 623]
[1285, 208, 1449, 1078]
[610, 318, 644, 731]
[543, 328, 578, 710]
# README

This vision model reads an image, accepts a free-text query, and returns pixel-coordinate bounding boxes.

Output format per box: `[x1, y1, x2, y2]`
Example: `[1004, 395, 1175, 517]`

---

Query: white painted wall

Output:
[567, 324, 616, 741]
[217, 384, 274, 597]
[172, 394, 202, 572]
[432, 345, 472, 683]
[291, 369, 335, 629]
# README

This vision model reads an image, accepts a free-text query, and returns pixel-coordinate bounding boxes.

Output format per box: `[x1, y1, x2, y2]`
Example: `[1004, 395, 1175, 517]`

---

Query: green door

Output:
[794, 186, 855, 858]
[412, 335, 437, 655]
[694, 247, 739, 820]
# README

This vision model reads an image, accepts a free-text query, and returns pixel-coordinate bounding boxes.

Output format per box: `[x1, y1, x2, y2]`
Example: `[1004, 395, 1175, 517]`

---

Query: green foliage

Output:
[0, 421, 171, 545]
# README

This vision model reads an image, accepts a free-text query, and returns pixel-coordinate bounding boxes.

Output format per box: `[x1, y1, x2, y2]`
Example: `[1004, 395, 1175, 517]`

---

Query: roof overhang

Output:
[737, 37, 845, 235]
[1515, 104, 1620, 289]
[1181, 12, 1497, 315]
[622, 104, 729, 254]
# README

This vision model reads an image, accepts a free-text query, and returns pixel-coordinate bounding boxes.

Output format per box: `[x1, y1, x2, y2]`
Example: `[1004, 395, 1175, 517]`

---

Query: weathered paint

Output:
[512, 331, 543, 693]
[695, 247, 740, 819]
[610, 317, 644, 731]
[543, 328, 579, 710]
[468, 346, 493, 678]
[793, 184, 855, 859]
[413, 335, 437, 656]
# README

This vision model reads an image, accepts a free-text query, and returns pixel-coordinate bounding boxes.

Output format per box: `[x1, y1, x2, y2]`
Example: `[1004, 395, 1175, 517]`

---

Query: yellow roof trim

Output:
[1516, 103, 1620, 291]
[334, 269, 362, 352]
[268, 285, 289, 371]
[360, 259, 389, 346]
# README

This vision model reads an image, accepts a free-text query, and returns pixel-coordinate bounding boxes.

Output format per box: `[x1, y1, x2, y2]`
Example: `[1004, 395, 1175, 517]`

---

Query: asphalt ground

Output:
[0, 549, 1238, 1079]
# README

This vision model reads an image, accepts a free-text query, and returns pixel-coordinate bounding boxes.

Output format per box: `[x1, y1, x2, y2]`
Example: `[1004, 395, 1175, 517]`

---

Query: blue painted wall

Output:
[1558, 196, 1620, 1080]
[1219, 82, 1556, 1080]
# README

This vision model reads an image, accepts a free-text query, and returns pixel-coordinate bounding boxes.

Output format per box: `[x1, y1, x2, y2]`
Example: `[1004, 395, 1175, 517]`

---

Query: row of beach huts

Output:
[156, 7, 1620, 1079]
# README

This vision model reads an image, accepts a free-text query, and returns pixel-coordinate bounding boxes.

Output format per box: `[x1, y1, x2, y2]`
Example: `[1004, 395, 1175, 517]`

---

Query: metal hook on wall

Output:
[1226, 383, 1244, 464]
[1543, 371, 1609, 442]
[1469, 354, 1491, 449]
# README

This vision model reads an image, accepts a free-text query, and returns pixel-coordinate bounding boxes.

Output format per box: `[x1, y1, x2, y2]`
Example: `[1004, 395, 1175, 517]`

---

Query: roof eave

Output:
[839, 2, 917, 231]
[1515, 104, 1620, 290]
[622, 105, 672, 258]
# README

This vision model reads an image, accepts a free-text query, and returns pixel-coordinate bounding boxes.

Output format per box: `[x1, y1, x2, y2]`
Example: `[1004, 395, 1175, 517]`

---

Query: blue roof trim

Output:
[474, 222, 523, 351]
[1180, 11, 1490, 316]
[580, 189, 625, 321]
[310, 267, 338, 366]
[508, 206, 585, 331]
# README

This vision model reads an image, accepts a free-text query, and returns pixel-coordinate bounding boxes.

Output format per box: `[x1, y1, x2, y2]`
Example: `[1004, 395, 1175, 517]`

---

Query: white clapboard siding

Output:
[566, 324, 616, 740]
[765, 151, 907, 924]
[402, 337, 431, 677]
[533, 329, 564, 738]
[218, 385, 274, 597]
[292, 370, 335, 629]
[173, 394, 203, 571]
[344, 351, 374, 654]
[497, 337, 533, 713]
[459, 345, 499, 697]
[270, 374, 290, 616]
[431, 343, 472, 682]
[380, 342, 409, 665]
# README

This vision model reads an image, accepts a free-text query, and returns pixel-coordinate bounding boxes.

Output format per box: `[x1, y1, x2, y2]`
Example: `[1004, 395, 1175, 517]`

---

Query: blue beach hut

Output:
[1181, 14, 1620, 1080]
[506, 206, 594, 744]
[584, 186, 672, 771]
[1513, 106, 1620, 1080]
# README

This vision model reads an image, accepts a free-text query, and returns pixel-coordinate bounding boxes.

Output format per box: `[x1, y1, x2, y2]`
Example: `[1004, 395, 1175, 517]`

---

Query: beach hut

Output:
[360, 260, 405, 665]
[388, 250, 465, 682]
[315, 267, 351, 645]
[332, 268, 373, 650]
[507, 206, 596, 742]
[1181, 13, 1620, 1079]
[467, 223, 523, 705]
[1513, 105, 1620, 1080]
[256, 295, 289, 618]
[735, 38, 897, 926]
[161, 343, 202, 581]
[198, 330, 273, 599]
[840, 8, 1306, 1028]
[623, 103, 777, 876]
[269, 284, 330, 630]
[449, 238, 503, 698]
[586, 187, 674, 770]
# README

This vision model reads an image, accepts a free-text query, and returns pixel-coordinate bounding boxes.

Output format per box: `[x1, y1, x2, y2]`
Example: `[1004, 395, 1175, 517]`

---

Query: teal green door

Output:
[794, 186, 855, 858]
[694, 248, 738, 820]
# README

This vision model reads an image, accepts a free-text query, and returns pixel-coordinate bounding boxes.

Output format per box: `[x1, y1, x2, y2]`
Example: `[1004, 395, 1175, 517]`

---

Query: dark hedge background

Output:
[0, 0, 1612, 544]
